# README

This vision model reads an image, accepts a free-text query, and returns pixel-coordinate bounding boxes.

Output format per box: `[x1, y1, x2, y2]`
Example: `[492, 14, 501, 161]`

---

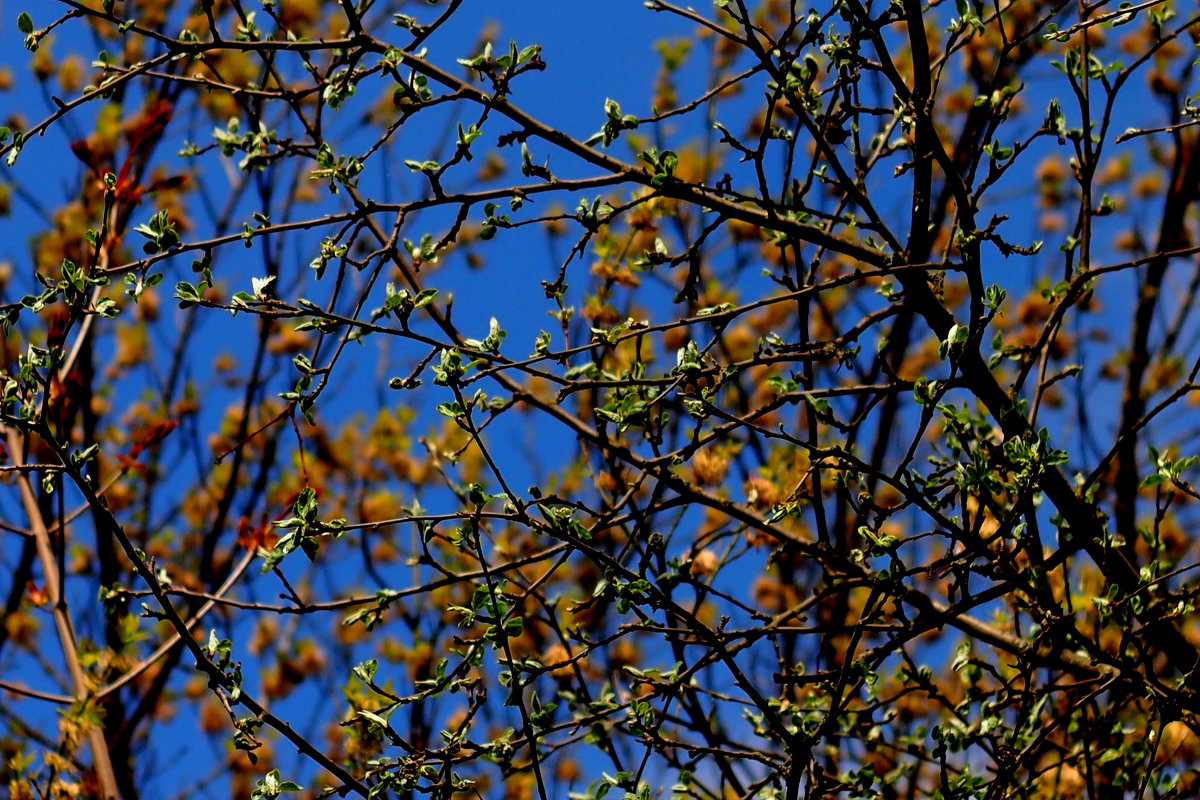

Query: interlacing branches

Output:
[0, 1, 1199, 799]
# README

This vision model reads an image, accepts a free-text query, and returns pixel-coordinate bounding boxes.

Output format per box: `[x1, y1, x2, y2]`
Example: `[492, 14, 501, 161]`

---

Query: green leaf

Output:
[251, 768, 302, 800]
[404, 159, 440, 173]
[174, 281, 201, 308]
[16, 12, 33, 34]
[251, 275, 276, 298]
[1140, 473, 1168, 489]
[354, 659, 378, 683]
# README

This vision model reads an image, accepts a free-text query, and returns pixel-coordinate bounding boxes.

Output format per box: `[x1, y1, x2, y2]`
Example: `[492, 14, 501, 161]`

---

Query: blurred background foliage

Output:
[0, 1, 1199, 799]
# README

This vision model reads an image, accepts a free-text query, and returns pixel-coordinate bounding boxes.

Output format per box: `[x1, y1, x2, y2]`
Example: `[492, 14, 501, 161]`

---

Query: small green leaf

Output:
[251, 275, 276, 298]
[404, 159, 439, 173]
[354, 659, 378, 683]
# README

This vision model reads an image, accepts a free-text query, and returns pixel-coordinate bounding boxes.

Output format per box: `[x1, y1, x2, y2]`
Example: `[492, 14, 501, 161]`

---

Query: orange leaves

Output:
[24, 581, 48, 607]
[69, 96, 186, 236]
[689, 447, 730, 487]
[744, 474, 781, 510]
[236, 515, 278, 553]
[128, 418, 178, 459]
[113, 418, 179, 474]
[261, 640, 327, 700]
[687, 548, 720, 577]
